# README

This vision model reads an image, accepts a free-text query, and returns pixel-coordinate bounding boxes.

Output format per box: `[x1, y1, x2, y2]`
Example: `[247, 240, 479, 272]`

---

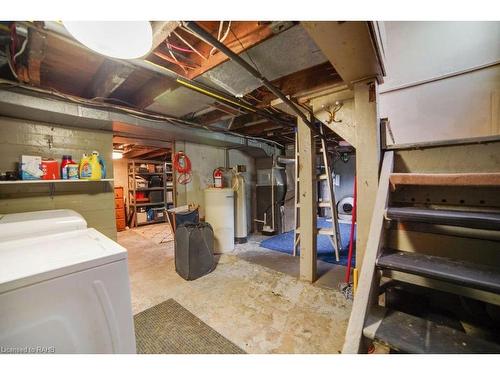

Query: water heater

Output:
[232, 172, 247, 243]
[204, 188, 234, 253]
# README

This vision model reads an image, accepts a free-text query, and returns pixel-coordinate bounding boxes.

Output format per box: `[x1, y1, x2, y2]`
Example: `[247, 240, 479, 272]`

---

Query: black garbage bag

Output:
[175, 222, 215, 281]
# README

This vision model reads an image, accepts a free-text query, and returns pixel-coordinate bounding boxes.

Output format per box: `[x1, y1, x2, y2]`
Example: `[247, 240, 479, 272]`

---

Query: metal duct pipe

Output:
[182, 21, 323, 138]
[17, 21, 292, 128]
[277, 156, 295, 164]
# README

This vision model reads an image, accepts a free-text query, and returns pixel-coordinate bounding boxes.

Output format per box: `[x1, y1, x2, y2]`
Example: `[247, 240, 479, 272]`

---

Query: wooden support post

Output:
[298, 114, 317, 282]
[354, 79, 381, 268]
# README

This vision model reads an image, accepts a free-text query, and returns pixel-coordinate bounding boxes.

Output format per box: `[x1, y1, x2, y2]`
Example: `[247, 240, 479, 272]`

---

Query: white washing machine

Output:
[0, 210, 136, 354]
[0, 209, 87, 241]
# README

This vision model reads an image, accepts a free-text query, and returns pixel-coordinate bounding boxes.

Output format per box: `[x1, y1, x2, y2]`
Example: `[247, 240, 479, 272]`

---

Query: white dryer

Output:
[0, 211, 136, 354]
[0, 209, 87, 241]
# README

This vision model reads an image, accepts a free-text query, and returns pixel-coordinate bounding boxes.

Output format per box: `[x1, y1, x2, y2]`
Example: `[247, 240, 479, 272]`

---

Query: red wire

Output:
[166, 42, 194, 53]
[173, 151, 192, 185]
[345, 175, 357, 283]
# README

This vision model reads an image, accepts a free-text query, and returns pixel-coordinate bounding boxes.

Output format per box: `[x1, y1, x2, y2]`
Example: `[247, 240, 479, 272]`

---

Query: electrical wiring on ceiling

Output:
[163, 44, 201, 67]
[172, 30, 207, 61]
[0, 78, 285, 150]
[166, 42, 193, 53]
[13, 35, 28, 62]
[209, 21, 231, 56]
[168, 48, 187, 74]
[154, 50, 190, 73]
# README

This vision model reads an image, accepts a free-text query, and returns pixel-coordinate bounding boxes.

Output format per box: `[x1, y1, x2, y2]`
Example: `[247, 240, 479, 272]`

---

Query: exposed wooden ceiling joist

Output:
[17, 29, 47, 85]
[250, 62, 342, 107]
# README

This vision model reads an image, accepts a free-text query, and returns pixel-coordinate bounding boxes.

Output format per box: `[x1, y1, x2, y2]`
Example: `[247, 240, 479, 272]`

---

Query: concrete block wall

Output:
[0, 116, 117, 240]
[174, 141, 256, 234]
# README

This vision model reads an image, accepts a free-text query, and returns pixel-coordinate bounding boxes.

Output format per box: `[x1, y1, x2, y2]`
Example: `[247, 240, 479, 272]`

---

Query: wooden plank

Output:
[302, 21, 385, 85]
[390, 172, 500, 187]
[297, 114, 317, 282]
[354, 79, 381, 265]
[185, 22, 275, 80]
[82, 60, 134, 99]
[251, 62, 342, 106]
[342, 151, 394, 354]
[25, 29, 47, 85]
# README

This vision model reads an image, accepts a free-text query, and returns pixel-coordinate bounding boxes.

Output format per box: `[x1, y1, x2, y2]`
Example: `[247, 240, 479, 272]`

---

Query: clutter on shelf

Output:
[1, 151, 107, 181]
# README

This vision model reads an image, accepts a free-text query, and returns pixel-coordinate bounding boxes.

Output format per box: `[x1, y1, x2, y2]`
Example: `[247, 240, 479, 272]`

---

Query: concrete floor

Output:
[118, 223, 353, 354]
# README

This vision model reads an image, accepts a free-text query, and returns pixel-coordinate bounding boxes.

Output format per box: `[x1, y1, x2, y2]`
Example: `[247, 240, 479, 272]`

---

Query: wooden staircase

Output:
[342, 150, 500, 354]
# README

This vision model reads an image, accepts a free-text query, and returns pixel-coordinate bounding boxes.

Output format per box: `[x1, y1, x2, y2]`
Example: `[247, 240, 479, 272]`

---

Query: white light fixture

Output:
[112, 150, 123, 160]
[63, 21, 153, 59]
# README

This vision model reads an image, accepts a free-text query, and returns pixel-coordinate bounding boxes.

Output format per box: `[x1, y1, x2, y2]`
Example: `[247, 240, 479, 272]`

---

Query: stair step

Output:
[386, 207, 500, 231]
[390, 172, 500, 187]
[364, 306, 500, 354]
[377, 251, 500, 294]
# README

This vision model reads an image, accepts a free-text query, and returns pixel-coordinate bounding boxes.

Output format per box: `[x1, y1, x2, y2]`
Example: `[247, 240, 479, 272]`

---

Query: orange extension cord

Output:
[173, 151, 192, 185]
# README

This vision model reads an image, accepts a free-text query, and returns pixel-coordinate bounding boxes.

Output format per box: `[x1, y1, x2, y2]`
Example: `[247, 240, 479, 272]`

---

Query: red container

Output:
[41, 159, 60, 180]
[60, 155, 76, 180]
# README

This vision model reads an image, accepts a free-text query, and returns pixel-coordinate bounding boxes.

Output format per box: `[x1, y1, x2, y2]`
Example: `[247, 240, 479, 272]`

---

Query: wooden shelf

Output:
[0, 178, 113, 185]
[133, 187, 165, 191]
[128, 172, 163, 176]
[133, 202, 166, 207]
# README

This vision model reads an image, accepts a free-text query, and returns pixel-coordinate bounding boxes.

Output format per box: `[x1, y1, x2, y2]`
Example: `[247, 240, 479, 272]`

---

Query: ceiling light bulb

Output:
[64, 21, 153, 59]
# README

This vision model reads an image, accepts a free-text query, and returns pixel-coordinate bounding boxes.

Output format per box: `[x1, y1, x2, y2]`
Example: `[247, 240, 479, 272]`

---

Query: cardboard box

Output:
[136, 212, 148, 224]
[20, 155, 43, 180]
[41, 159, 60, 180]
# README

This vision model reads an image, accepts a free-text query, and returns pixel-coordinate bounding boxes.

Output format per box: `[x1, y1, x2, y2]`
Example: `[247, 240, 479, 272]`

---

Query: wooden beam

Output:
[354, 79, 381, 266]
[137, 149, 168, 160]
[185, 22, 275, 80]
[342, 151, 394, 354]
[123, 147, 159, 159]
[390, 173, 500, 188]
[253, 62, 342, 106]
[310, 87, 356, 146]
[82, 60, 134, 99]
[302, 21, 385, 85]
[298, 113, 317, 282]
[18, 29, 47, 85]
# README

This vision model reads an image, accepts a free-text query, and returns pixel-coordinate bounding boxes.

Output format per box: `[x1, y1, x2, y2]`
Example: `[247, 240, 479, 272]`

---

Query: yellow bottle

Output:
[79, 152, 102, 180]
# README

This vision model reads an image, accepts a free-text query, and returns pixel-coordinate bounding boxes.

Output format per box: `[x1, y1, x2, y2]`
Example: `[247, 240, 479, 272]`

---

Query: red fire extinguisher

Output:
[213, 168, 223, 188]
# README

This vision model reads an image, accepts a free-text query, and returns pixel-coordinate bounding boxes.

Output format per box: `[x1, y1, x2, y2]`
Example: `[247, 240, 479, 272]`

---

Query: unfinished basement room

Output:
[0, 2, 499, 370]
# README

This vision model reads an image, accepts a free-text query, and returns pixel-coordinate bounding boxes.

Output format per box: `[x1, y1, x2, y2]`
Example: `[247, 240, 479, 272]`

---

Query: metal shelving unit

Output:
[127, 159, 175, 227]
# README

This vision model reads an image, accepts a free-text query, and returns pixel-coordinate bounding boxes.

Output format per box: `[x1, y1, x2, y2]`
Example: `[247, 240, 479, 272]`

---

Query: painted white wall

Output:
[380, 21, 500, 144]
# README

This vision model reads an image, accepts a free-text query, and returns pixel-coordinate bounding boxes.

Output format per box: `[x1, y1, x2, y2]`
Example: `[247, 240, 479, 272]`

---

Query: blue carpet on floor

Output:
[260, 217, 356, 266]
